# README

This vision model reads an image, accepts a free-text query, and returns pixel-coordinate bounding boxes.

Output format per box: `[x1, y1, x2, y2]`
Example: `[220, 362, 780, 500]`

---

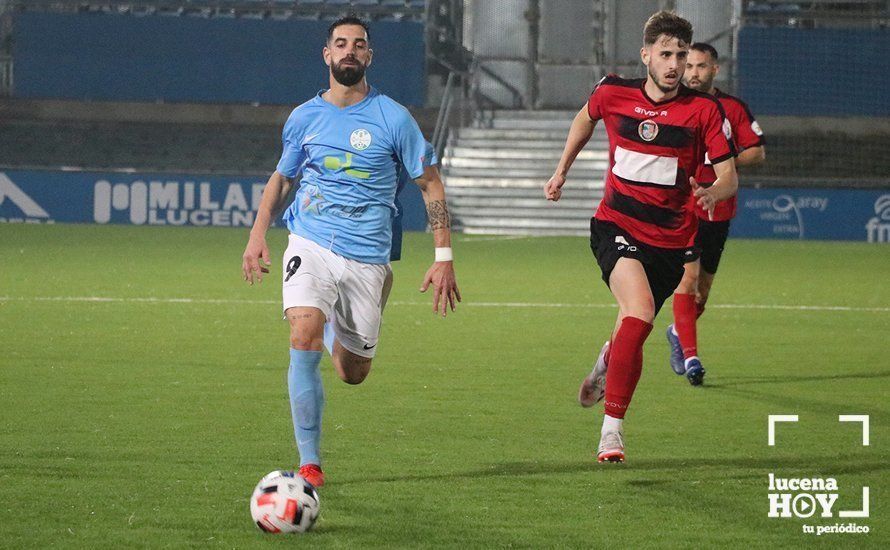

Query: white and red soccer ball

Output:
[249, 470, 320, 533]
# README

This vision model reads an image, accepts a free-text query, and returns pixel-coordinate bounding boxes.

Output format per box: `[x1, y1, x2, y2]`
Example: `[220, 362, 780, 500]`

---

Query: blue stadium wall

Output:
[12, 12, 426, 106]
[738, 27, 889, 116]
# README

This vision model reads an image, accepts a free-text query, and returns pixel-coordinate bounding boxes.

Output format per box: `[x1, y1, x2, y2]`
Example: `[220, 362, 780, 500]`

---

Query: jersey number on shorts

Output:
[285, 256, 302, 282]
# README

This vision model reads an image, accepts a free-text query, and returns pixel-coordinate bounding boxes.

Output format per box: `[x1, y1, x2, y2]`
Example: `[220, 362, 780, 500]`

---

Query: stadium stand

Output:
[0, 0, 887, 237]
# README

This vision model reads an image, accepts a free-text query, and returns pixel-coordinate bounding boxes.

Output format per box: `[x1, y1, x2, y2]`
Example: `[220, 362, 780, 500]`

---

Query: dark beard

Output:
[331, 60, 365, 86]
[687, 76, 713, 92]
[648, 66, 679, 93]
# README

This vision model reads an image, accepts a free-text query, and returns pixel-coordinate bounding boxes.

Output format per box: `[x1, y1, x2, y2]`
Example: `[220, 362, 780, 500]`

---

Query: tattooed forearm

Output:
[426, 200, 451, 230]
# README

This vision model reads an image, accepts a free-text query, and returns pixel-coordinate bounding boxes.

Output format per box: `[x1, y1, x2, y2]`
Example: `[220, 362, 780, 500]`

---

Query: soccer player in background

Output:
[544, 12, 738, 462]
[666, 42, 766, 385]
[241, 16, 460, 488]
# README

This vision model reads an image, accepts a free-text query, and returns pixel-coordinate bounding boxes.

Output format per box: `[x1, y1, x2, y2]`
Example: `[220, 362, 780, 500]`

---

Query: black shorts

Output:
[589, 218, 690, 315]
[690, 219, 731, 274]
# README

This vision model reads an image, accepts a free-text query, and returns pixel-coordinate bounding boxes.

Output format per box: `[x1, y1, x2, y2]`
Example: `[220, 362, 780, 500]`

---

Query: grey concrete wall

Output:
[0, 99, 442, 135]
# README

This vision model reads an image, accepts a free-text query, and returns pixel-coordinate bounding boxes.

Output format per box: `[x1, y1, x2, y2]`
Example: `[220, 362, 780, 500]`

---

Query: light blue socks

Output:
[288, 349, 324, 467]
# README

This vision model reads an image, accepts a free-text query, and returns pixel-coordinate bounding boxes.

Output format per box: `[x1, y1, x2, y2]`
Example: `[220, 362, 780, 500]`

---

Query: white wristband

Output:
[435, 247, 453, 262]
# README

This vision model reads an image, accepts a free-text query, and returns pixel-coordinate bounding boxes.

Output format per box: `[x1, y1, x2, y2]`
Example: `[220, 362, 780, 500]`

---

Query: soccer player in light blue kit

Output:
[241, 17, 460, 489]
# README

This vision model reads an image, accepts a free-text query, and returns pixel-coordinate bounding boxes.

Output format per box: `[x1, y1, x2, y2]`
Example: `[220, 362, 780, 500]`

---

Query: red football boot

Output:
[298, 464, 325, 488]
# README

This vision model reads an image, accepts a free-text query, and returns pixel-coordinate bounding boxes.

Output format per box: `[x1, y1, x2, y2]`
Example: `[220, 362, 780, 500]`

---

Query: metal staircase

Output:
[441, 110, 608, 236]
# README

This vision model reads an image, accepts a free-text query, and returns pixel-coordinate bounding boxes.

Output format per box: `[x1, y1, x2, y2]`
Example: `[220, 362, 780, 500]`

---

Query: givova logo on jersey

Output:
[93, 180, 267, 227]
[865, 194, 890, 243]
[0, 173, 53, 223]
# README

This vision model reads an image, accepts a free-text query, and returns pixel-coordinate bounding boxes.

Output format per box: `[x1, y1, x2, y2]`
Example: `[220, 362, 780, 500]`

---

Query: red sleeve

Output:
[587, 76, 608, 121]
[702, 99, 737, 165]
[728, 98, 765, 149]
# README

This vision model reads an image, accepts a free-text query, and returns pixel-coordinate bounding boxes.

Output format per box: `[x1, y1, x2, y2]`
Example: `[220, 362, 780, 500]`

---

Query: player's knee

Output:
[633, 311, 655, 325]
[697, 281, 713, 306]
[337, 365, 370, 385]
[622, 303, 655, 324]
[696, 290, 710, 307]
[333, 355, 372, 385]
[339, 370, 369, 385]
[290, 332, 323, 351]
[676, 275, 697, 294]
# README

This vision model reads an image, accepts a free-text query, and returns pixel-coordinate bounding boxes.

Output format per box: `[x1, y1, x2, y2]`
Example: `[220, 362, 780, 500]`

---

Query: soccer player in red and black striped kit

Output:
[665, 42, 766, 385]
[544, 11, 738, 463]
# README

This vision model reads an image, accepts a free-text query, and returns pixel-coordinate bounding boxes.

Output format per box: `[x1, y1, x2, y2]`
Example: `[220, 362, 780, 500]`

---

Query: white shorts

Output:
[282, 234, 391, 358]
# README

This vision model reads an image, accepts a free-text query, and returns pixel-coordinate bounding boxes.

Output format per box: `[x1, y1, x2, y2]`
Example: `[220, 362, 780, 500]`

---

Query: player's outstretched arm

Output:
[736, 145, 765, 168]
[691, 158, 738, 220]
[415, 165, 461, 317]
[242, 171, 295, 285]
[545, 105, 597, 202]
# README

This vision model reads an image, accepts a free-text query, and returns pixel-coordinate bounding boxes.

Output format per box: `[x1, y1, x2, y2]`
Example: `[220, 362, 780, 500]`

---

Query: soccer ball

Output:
[249, 470, 320, 533]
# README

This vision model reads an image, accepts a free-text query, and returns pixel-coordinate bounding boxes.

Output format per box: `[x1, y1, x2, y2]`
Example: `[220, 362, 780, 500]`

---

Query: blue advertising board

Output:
[732, 188, 890, 243]
[0, 169, 427, 231]
[3, 171, 887, 242]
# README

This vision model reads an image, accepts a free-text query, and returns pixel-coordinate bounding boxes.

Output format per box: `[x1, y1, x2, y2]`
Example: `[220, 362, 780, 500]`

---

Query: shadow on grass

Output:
[310, 523, 366, 536]
[335, 454, 885, 486]
[703, 383, 889, 420]
[707, 370, 890, 388]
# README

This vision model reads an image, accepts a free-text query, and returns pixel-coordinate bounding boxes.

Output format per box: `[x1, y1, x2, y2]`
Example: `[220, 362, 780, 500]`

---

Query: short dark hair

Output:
[690, 42, 719, 62]
[327, 15, 371, 43]
[643, 11, 693, 46]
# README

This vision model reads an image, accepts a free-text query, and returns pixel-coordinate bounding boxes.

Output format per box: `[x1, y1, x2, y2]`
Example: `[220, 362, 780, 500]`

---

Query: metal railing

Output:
[469, 58, 524, 112]
[428, 35, 525, 163]
[431, 70, 458, 162]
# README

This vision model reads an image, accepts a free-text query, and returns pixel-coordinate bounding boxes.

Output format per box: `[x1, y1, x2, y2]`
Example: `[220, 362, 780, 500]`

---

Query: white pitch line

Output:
[0, 295, 279, 305]
[0, 296, 887, 312]
[457, 235, 537, 243]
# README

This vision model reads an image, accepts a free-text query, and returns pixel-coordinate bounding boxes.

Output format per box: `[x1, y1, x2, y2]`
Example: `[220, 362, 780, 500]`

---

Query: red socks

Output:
[672, 292, 698, 359]
[603, 316, 653, 419]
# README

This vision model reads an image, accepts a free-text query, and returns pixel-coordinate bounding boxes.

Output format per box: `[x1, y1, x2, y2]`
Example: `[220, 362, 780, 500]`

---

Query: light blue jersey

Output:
[277, 87, 427, 264]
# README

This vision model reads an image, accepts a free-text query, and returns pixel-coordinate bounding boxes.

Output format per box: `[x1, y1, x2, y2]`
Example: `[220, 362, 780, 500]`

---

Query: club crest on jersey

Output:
[638, 119, 659, 142]
[350, 129, 372, 151]
[751, 120, 763, 136]
[723, 118, 733, 140]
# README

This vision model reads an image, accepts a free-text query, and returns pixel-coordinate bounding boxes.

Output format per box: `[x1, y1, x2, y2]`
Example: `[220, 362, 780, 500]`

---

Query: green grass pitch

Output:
[0, 224, 887, 548]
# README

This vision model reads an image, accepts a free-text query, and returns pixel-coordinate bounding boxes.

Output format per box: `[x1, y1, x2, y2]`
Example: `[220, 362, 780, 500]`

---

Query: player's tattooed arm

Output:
[426, 199, 451, 230]
[414, 166, 452, 235]
[415, 165, 461, 315]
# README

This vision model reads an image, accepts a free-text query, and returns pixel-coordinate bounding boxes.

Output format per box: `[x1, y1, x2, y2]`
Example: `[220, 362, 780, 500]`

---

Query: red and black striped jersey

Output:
[693, 89, 764, 221]
[588, 75, 736, 249]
